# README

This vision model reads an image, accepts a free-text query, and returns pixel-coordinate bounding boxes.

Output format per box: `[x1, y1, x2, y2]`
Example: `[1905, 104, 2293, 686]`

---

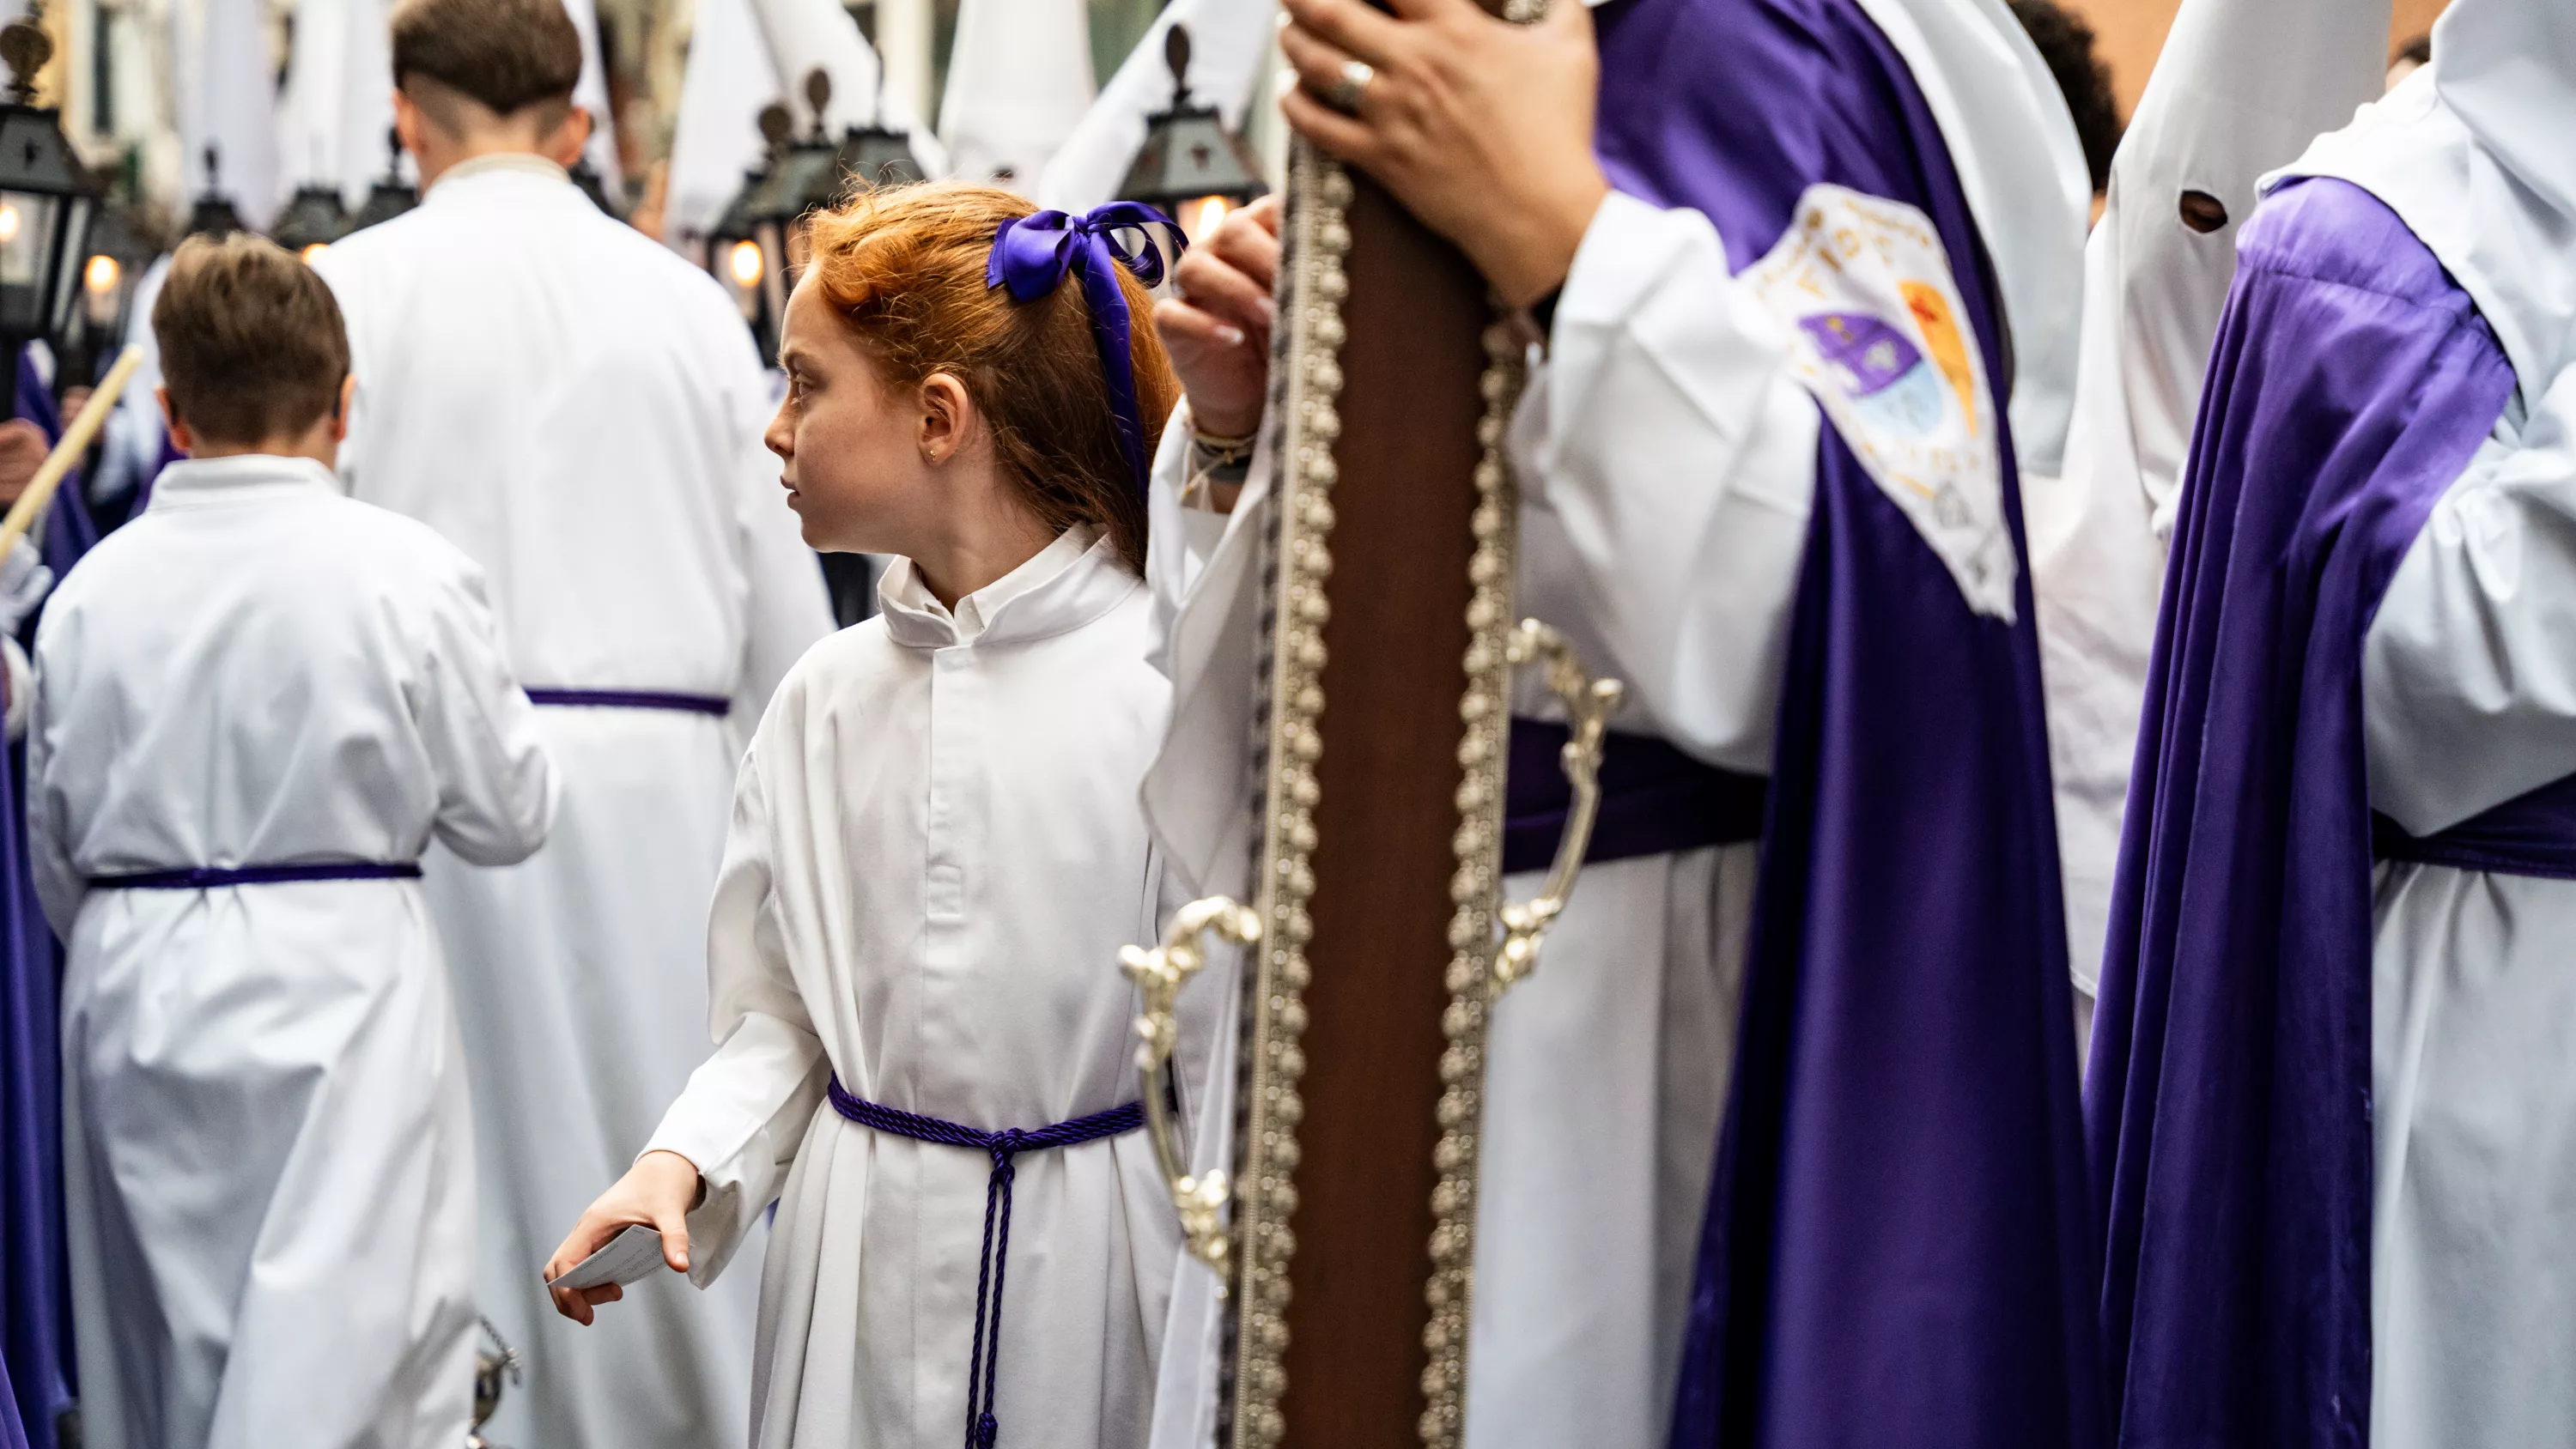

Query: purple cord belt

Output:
[89, 861, 421, 889]
[824, 1076, 1141, 1448]
[524, 688, 731, 715]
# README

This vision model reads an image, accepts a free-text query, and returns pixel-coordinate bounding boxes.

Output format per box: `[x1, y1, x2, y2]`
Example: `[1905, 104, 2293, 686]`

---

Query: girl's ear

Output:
[919, 373, 972, 464]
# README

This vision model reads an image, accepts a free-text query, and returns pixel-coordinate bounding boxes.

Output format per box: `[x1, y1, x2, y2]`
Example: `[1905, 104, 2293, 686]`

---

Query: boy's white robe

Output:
[1140, 3, 2085, 1440]
[27, 456, 556, 1449]
[641, 531, 1215, 1448]
[313, 155, 834, 1449]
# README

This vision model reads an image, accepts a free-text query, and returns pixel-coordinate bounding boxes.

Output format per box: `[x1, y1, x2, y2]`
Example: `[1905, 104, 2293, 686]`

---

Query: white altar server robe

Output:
[1142, 4, 2082, 1446]
[27, 455, 556, 1449]
[312, 153, 834, 1449]
[644, 530, 1213, 1449]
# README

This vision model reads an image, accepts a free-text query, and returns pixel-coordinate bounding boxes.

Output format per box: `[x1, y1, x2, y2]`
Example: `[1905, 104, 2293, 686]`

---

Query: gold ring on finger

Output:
[1324, 58, 1375, 115]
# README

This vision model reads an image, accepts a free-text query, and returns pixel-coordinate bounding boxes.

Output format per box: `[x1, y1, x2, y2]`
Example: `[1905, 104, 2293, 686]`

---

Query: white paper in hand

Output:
[548, 1223, 673, 1291]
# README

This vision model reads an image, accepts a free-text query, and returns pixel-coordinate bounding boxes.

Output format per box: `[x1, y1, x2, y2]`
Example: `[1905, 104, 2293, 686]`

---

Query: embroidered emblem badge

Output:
[1747, 184, 2016, 621]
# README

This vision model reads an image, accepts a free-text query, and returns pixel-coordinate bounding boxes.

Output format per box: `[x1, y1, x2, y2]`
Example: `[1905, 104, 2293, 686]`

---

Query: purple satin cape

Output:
[1, 345, 84, 1449]
[2084, 179, 2517, 1449]
[1582, 3, 2099, 1446]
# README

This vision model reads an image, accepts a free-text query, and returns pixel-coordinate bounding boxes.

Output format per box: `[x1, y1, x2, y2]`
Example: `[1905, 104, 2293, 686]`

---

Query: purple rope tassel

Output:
[826, 1076, 1142, 1447]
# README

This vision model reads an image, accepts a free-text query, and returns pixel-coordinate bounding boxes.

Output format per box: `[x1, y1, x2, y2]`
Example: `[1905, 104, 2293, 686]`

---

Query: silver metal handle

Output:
[1493, 619, 1625, 992]
[1120, 895, 1263, 1277]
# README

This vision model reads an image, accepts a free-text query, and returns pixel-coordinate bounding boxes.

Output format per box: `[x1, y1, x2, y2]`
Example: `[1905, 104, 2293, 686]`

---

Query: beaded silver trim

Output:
[1226, 136, 1352, 1449]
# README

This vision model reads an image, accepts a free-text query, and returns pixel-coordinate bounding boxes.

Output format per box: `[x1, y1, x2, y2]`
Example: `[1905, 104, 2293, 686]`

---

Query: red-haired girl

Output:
[544, 183, 1211, 1449]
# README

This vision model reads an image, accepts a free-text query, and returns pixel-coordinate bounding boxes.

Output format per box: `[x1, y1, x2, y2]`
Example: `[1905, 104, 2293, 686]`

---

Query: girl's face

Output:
[767, 276, 947, 555]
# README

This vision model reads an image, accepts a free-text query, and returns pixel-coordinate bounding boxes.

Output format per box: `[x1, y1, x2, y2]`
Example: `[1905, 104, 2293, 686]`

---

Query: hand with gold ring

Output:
[1279, 0, 1609, 308]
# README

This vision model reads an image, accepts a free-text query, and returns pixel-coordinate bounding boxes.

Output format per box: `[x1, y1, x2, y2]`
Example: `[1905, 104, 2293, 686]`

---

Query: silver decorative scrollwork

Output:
[1492, 620, 1624, 993]
[1122, 896, 1264, 1278]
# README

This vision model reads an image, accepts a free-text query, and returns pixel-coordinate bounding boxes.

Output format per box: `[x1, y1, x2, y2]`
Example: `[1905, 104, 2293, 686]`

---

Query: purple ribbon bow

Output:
[985, 202, 1182, 499]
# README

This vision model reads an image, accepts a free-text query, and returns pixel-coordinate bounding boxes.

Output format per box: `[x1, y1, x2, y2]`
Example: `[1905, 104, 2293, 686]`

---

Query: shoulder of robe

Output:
[2234, 179, 2482, 327]
[314, 497, 497, 604]
[755, 615, 896, 733]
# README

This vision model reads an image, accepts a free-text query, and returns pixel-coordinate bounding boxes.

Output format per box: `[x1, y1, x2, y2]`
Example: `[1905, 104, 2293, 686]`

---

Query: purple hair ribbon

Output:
[985, 202, 1183, 499]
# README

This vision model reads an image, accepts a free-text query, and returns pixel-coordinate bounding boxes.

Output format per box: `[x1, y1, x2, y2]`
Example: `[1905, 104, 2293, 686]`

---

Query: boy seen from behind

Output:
[29, 233, 557, 1449]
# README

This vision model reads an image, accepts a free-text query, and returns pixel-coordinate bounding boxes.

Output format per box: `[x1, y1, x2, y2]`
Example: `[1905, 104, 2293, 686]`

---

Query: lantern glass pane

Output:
[756, 219, 790, 330]
[0, 190, 60, 287]
[48, 196, 94, 345]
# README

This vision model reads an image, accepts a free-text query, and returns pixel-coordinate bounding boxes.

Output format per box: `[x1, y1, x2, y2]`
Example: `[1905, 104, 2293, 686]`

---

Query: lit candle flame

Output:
[82, 254, 118, 295]
[0, 202, 21, 246]
[1185, 195, 1232, 246]
[728, 239, 764, 288]
[301, 243, 330, 265]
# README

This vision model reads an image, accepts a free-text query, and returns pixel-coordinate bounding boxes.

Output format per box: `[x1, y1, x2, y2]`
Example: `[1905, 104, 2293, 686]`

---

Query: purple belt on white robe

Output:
[89, 861, 422, 889]
[524, 688, 730, 715]
[823, 1076, 1142, 1449]
[2372, 773, 2576, 881]
[1503, 718, 1766, 876]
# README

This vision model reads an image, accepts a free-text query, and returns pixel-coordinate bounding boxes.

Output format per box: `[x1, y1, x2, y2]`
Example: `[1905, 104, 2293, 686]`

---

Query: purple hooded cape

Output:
[2084, 178, 2517, 1449]
[1567, 3, 2100, 1446]
[0, 344, 94, 1449]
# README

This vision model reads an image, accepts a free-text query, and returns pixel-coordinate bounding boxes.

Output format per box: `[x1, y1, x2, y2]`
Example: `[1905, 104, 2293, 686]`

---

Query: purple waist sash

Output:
[823, 1076, 1142, 1448]
[2372, 773, 2576, 882]
[89, 861, 422, 889]
[524, 688, 731, 715]
[1504, 718, 1767, 876]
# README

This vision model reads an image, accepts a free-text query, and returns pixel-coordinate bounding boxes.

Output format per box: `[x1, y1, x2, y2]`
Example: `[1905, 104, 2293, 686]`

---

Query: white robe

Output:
[2028, 0, 2393, 1019]
[2364, 362, 2576, 1449]
[643, 530, 1216, 1448]
[27, 455, 556, 1449]
[1142, 2, 2087, 1440]
[2153, 1, 2576, 1434]
[312, 154, 834, 1449]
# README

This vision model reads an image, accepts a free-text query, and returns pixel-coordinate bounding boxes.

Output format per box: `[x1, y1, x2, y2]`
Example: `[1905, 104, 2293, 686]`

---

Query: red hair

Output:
[803, 182, 1176, 574]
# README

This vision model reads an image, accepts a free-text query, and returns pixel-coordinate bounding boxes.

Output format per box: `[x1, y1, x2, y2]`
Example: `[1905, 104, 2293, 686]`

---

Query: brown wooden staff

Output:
[0, 344, 148, 558]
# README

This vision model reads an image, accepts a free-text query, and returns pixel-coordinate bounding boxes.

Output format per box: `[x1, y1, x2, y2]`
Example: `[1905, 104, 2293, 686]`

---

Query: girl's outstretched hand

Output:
[1154, 194, 1283, 441]
[543, 1149, 701, 1325]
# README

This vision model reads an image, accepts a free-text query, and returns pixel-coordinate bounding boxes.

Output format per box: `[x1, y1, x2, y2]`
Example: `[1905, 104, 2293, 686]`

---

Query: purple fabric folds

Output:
[2085, 179, 2517, 1449]
[1577, 3, 2099, 1446]
[2, 344, 85, 1449]
[985, 203, 1180, 500]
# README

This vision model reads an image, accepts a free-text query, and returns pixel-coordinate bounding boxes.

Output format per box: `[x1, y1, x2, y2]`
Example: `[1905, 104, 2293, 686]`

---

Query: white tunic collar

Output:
[877, 525, 1133, 647]
[147, 455, 343, 510]
[427, 152, 576, 200]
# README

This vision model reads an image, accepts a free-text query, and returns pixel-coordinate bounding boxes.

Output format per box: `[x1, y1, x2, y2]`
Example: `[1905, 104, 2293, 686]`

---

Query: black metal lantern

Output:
[65, 200, 153, 382]
[831, 118, 924, 196]
[349, 128, 416, 233]
[270, 183, 350, 263]
[1117, 25, 1267, 246]
[0, 4, 100, 355]
[183, 144, 247, 239]
[709, 101, 793, 359]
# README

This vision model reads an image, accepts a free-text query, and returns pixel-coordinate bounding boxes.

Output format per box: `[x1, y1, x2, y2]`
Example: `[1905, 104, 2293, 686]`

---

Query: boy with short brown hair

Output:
[29, 232, 558, 1449]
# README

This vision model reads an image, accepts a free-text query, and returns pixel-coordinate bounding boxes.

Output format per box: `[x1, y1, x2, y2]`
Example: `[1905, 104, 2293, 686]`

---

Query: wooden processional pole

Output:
[1125, 4, 1620, 1444]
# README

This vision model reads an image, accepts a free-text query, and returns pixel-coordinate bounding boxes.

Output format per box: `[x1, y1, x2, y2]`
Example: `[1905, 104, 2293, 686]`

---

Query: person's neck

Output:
[415, 137, 558, 191]
[188, 433, 337, 470]
[909, 495, 1060, 612]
